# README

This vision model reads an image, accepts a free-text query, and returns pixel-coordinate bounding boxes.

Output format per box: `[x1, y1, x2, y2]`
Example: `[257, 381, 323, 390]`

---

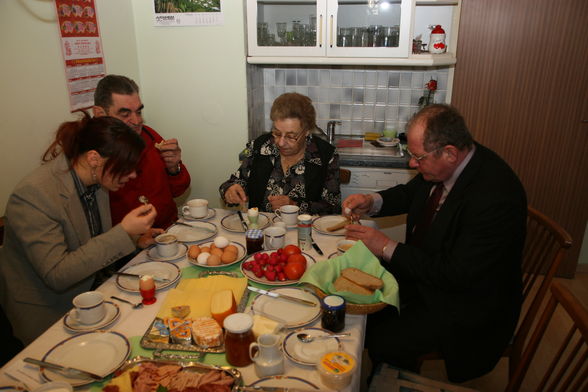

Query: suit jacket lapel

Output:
[426, 143, 486, 245]
[52, 155, 92, 246]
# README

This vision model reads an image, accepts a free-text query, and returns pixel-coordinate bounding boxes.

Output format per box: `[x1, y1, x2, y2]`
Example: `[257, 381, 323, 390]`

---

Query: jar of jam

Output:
[224, 313, 255, 367]
[246, 229, 264, 254]
[321, 295, 346, 332]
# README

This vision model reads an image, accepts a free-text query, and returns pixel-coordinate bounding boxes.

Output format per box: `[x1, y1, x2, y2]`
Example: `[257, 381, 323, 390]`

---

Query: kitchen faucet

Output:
[326, 120, 341, 145]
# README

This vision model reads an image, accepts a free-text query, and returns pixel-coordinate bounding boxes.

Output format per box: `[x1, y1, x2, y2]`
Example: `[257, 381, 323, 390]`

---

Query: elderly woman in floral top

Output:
[220, 93, 341, 215]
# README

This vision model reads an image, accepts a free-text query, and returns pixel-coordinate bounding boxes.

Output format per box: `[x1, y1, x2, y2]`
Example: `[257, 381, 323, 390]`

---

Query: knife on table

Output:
[172, 221, 216, 233]
[113, 272, 170, 283]
[311, 237, 324, 255]
[23, 358, 103, 381]
[248, 286, 317, 307]
[237, 211, 249, 231]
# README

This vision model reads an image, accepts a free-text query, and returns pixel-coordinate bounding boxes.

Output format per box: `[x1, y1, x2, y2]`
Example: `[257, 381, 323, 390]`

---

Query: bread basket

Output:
[309, 285, 388, 315]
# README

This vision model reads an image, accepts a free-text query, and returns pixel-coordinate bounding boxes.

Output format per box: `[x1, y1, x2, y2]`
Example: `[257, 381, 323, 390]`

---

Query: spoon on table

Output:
[297, 332, 351, 343]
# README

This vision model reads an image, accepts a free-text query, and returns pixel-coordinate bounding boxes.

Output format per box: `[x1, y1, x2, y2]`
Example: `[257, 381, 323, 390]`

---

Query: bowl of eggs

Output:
[187, 236, 246, 268]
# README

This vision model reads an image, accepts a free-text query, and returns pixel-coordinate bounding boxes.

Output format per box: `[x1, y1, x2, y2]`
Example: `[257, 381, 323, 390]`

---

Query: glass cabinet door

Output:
[246, 0, 413, 58]
[326, 0, 412, 57]
[247, 0, 326, 57]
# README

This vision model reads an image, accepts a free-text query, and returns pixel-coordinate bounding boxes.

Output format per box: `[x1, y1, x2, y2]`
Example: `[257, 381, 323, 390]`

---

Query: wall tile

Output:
[248, 64, 451, 136]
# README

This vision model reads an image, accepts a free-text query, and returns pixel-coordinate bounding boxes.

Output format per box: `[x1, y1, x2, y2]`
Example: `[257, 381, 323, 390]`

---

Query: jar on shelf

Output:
[429, 25, 446, 54]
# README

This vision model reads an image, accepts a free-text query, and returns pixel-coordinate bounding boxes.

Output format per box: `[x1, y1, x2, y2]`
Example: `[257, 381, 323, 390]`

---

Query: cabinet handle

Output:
[329, 15, 333, 48]
[319, 14, 323, 47]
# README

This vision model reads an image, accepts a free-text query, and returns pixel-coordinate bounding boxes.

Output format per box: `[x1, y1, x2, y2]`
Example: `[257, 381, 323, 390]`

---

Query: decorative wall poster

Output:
[153, 0, 224, 26]
[54, 0, 106, 111]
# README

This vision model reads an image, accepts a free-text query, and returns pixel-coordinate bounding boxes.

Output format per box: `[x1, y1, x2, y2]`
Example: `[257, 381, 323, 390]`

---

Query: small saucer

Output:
[377, 137, 400, 147]
[63, 301, 120, 332]
[283, 327, 343, 366]
[147, 243, 188, 261]
[182, 208, 215, 221]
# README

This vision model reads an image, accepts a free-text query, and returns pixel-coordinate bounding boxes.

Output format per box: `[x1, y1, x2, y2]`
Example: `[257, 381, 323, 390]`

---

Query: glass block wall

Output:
[246, 64, 451, 139]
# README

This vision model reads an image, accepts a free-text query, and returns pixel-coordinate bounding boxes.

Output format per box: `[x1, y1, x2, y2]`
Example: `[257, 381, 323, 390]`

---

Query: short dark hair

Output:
[43, 112, 145, 179]
[94, 75, 139, 110]
[409, 104, 474, 152]
[270, 93, 316, 132]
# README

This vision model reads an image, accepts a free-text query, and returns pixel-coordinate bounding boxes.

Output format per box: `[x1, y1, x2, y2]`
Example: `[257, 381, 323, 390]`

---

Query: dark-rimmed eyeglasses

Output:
[271, 128, 305, 143]
[406, 146, 444, 162]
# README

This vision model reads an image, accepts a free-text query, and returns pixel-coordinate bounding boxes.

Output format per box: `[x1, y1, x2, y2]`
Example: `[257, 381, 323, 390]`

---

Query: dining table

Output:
[0, 208, 379, 392]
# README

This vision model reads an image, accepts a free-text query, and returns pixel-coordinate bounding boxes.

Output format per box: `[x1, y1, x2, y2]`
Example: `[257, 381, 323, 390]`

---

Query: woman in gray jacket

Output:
[0, 114, 158, 344]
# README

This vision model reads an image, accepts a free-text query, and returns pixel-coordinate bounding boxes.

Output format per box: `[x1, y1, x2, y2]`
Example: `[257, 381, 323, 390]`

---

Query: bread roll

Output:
[341, 268, 383, 290]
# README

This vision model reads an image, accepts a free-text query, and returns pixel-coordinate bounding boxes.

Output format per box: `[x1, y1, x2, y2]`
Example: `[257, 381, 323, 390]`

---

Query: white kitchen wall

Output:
[0, 0, 139, 214]
[0, 0, 248, 214]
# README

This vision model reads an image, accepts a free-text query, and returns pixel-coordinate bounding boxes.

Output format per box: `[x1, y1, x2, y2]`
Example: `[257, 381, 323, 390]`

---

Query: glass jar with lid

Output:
[224, 313, 255, 367]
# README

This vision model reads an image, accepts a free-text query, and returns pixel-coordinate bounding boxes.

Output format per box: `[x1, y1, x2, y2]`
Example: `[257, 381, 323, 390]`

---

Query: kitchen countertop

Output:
[335, 137, 411, 168]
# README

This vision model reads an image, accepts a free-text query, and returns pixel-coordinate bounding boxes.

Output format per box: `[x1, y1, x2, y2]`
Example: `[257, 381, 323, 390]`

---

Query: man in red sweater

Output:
[93, 75, 191, 229]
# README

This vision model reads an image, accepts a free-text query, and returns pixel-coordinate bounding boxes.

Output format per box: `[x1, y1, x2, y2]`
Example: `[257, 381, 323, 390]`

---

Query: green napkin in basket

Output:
[300, 240, 399, 309]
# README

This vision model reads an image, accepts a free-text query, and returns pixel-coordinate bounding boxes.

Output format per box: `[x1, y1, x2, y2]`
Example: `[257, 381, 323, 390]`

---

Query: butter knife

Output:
[237, 211, 249, 231]
[172, 221, 216, 233]
[23, 358, 103, 381]
[248, 286, 317, 307]
[114, 271, 170, 283]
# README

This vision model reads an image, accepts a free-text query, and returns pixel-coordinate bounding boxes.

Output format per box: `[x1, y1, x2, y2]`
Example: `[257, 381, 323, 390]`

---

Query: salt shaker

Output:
[297, 214, 312, 251]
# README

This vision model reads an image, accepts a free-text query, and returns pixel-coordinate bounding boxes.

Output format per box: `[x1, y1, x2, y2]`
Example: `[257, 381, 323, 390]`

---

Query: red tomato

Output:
[287, 254, 307, 269]
[284, 262, 305, 280]
[282, 245, 301, 257]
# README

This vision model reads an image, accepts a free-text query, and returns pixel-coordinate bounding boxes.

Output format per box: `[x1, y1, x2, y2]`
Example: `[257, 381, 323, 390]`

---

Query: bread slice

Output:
[341, 268, 384, 290]
[334, 276, 374, 296]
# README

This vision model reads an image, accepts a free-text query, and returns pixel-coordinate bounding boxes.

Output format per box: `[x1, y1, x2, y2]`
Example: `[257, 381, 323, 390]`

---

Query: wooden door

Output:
[451, 0, 588, 277]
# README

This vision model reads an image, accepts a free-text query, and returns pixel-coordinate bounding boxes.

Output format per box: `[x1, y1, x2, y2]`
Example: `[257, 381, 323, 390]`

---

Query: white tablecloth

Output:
[0, 209, 371, 391]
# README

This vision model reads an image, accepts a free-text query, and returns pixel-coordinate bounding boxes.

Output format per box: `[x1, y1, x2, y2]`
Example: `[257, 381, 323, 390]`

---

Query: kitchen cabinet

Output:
[246, 0, 461, 66]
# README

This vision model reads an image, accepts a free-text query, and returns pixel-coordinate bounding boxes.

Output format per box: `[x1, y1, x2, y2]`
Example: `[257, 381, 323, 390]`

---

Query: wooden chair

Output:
[0, 216, 4, 246]
[417, 206, 573, 377]
[505, 281, 588, 392]
[340, 168, 351, 185]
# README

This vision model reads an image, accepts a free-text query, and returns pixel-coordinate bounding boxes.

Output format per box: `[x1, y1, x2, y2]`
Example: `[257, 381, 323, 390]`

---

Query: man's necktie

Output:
[410, 182, 444, 245]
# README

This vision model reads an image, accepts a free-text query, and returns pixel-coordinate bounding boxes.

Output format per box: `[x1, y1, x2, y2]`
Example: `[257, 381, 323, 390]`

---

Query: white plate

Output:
[146, 243, 187, 262]
[328, 251, 338, 259]
[166, 221, 217, 243]
[182, 208, 216, 221]
[377, 137, 400, 147]
[63, 301, 120, 332]
[115, 261, 180, 292]
[271, 215, 297, 229]
[312, 215, 350, 236]
[248, 375, 319, 389]
[241, 251, 316, 286]
[250, 287, 321, 328]
[41, 331, 130, 387]
[283, 327, 343, 366]
[187, 241, 246, 268]
[221, 212, 270, 233]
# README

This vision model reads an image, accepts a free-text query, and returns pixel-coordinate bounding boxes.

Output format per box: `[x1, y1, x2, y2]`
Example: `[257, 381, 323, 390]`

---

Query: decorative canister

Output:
[429, 25, 446, 54]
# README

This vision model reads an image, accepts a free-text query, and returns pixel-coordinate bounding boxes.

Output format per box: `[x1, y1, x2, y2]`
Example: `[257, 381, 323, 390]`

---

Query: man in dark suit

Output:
[344, 104, 527, 382]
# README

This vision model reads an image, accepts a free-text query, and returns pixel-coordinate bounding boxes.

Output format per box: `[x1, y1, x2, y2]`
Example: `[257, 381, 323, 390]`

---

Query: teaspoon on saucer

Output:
[296, 332, 350, 343]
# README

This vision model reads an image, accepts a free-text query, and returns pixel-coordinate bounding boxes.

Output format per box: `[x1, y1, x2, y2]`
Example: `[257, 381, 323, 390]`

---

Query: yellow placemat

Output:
[299, 241, 399, 308]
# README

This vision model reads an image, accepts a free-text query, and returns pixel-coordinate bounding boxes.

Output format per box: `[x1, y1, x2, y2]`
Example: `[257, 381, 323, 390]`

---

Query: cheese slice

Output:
[157, 276, 248, 319]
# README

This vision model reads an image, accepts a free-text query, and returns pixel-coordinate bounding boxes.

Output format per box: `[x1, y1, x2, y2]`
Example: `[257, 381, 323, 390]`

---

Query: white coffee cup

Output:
[182, 199, 208, 218]
[155, 233, 179, 257]
[71, 291, 105, 325]
[264, 226, 287, 250]
[337, 239, 357, 255]
[274, 205, 300, 226]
